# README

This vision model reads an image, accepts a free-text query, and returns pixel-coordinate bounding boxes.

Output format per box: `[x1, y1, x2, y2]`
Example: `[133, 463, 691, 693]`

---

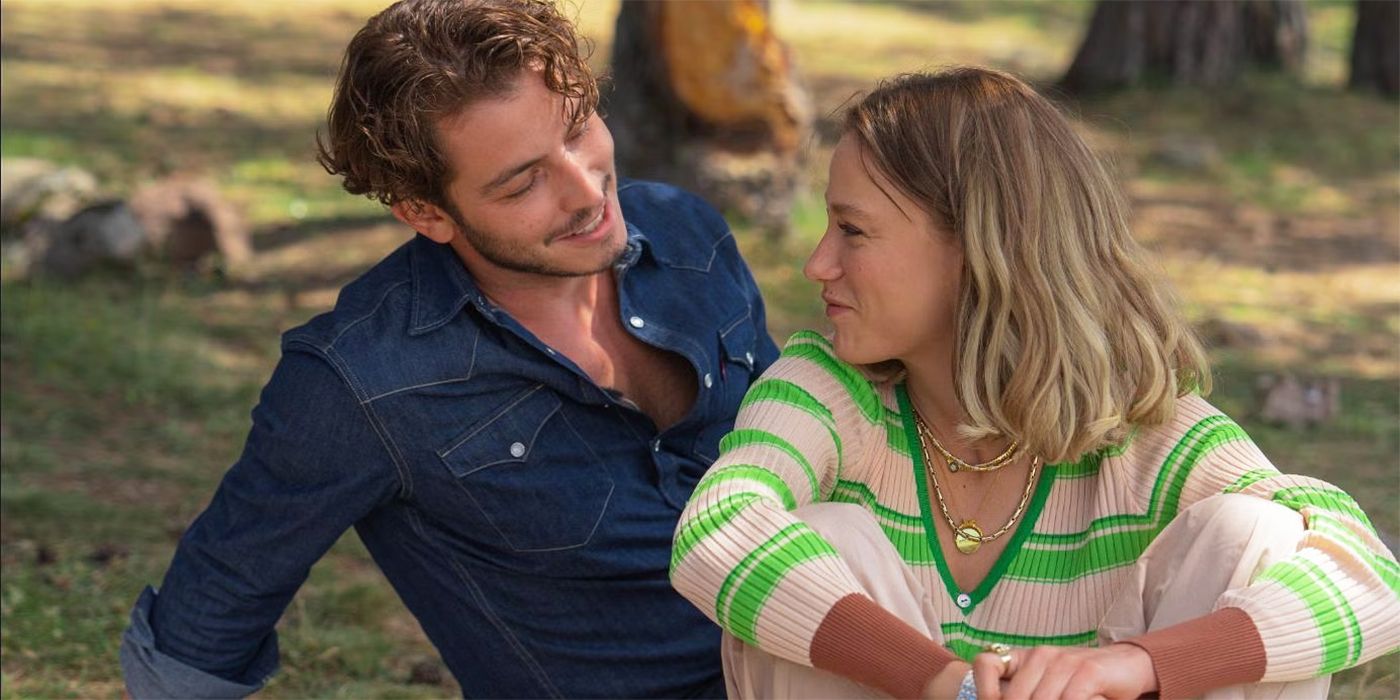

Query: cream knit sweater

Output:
[671, 331, 1398, 698]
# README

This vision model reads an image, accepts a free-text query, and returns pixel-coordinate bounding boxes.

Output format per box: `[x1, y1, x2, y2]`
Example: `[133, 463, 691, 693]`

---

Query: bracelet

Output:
[955, 669, 977, 700]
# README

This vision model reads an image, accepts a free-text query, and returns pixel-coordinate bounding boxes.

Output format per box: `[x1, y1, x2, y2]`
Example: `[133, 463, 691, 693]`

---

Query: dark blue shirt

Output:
[120, 181, 780, 698]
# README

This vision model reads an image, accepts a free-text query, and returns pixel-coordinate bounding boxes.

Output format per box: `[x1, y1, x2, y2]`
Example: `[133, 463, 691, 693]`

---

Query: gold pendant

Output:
[954, 520, 983, 554]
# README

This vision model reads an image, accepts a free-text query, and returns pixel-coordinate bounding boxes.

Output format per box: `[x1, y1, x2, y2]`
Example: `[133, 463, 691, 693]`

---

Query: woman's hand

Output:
[921, 660, 972, 699]
[971, 643, 1157, 700]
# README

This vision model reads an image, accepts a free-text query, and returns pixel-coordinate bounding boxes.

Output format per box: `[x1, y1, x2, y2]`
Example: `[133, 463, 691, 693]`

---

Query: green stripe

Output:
[829, 480, 922, 527]
[1308, 512, 1400, 597]
[1054, 434, 1135, 480]
[1223, 468, 1279, 494]
[727, 530, 840, 644]
[719, 428, 820, 502]
[882, 409, 913, 457]
[740, 378, 835, 427]
[671, 493, 762, 571]
[941, 623, 1097, 660]
[1257, 557, 1364, 673]
[785, 329, 832, 350]
[828, 481, 935, 564]
[1006, 529, 1153, 582]
[1271, 486, 1375, 530]
[693, 465, 797, 510]
[1010, 416, 1246, 583]
[782, 342, 883, 425]
[715, 524, 807, 635]
[1025, 415, 1241, 546]
[739, 378, 844, 480]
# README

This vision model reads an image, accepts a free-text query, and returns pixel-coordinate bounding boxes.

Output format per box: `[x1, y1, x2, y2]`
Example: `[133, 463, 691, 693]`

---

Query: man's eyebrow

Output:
[481, 156, 544, 196]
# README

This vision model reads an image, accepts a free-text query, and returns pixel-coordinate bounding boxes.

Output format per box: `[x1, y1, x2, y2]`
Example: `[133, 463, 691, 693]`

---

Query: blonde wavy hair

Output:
[845, 67, 1210, 463]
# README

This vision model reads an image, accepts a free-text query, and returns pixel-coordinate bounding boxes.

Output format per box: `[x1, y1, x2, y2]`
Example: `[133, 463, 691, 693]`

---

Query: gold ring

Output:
[982, 643, 1013, 674]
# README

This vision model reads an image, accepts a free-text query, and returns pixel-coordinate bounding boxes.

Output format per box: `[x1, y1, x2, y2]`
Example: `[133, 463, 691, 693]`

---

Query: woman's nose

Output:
[803, 231, 839, 282]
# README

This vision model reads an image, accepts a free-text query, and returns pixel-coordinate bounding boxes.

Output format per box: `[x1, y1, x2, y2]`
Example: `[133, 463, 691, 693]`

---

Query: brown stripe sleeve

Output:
[809, 593, 961, 699]
[1120, 607, 1267, 699]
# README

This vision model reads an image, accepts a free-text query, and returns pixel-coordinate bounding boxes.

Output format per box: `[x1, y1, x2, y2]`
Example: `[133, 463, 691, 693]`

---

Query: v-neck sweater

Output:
[671, 331, 1399, 698]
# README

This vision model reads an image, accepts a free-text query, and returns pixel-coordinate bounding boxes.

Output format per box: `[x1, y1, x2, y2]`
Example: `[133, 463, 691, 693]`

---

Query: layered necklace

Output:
[911, 404, 1040, 555]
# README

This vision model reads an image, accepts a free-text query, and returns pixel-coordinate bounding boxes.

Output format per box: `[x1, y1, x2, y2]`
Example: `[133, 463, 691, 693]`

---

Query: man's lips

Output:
[549, 203, 609, 244]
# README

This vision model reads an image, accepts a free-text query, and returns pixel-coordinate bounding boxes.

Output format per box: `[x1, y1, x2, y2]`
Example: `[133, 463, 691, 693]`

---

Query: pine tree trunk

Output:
[1349, 0, 1399, 97]
[1062, 0, 1307, 94]
[605, 0, 811, 239]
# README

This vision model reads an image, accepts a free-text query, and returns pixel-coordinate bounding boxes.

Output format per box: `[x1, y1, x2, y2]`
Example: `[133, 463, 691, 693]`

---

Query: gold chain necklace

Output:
[913, 409, 1040, 555]
[911, 404, 1020, 473]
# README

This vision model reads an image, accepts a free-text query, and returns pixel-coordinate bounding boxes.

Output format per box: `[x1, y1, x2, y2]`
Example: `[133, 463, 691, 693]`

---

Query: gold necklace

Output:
[913, 409, 1040, 554]
[911, 404, 1020, 473]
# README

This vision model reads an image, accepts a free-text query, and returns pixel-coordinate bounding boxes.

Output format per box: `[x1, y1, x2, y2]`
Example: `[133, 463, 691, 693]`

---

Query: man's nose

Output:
[559, 151, 604, 212]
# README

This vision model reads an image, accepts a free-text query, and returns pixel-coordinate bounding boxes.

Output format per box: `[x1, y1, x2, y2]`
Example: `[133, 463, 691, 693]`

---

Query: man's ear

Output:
[391, 199, 458, 244]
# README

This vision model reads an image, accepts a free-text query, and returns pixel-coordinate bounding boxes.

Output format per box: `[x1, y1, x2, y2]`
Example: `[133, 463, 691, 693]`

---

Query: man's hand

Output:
[970, 643, 1157, 700]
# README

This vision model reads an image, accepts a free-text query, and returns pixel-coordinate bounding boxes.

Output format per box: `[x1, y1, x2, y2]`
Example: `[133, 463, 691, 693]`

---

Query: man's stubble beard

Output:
[444, 184, 624, 278]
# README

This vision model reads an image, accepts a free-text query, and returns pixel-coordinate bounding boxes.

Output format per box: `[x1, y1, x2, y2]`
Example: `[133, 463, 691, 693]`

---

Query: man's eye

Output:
[505, 172, 539, 199]
[566, 121, 590, 143]
[838, 223, 864, 237]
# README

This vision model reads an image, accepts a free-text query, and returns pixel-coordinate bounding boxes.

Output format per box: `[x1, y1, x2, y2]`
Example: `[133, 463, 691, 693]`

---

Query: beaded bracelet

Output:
[955, 669, 977, 700]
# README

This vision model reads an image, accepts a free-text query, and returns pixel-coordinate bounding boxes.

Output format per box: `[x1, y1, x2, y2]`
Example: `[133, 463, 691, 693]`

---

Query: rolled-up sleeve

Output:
[120, 586, 274, 698]
[119, 346, 400, 698]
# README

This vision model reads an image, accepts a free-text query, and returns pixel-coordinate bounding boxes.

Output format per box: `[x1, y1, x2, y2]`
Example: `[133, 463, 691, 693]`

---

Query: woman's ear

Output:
[391, 199, 458, 244]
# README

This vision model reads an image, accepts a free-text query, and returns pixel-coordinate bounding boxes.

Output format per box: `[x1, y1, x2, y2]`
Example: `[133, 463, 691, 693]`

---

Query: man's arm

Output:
[120, 348, 400, 698]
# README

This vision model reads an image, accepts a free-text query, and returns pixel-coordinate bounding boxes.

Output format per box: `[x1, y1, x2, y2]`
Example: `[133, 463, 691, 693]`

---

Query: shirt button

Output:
[509, 442, 526, 458]
[652, 439, 662, 452]
[629, 316, 645, 329]
[744, 351, 754, 366]
[545, 347, 556, 355]
[703, 373, 713, 388]
[955, 593, 972, 609]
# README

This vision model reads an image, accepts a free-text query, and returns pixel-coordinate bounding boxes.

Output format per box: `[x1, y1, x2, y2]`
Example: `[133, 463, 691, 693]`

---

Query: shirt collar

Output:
[407, 227, 652, 336]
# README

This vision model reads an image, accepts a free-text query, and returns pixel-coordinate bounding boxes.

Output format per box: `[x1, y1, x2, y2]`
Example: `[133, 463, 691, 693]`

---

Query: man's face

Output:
[433, 68, 626, 279]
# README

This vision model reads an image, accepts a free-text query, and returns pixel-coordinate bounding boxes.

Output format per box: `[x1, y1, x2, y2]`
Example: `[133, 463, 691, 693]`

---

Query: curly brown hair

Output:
[316, 0, 598, 210]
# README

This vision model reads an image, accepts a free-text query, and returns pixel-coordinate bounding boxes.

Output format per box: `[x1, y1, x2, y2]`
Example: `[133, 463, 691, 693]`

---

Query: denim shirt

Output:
[119, 180, 780, 699]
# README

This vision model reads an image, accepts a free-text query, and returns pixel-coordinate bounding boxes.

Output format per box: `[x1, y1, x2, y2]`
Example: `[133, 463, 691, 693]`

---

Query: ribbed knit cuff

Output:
[1122, 607, 1266, 699]
[809, 593, 960, 699]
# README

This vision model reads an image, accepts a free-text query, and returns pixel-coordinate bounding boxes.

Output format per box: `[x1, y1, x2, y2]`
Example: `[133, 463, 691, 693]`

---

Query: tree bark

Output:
[1349, 0, 1399, 97]
[1061, 0, 1308, 94]
[605, 0, 811, 239]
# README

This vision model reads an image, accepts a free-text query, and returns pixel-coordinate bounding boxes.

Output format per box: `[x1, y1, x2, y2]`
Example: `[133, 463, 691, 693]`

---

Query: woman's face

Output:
[804, 134, 963, 367]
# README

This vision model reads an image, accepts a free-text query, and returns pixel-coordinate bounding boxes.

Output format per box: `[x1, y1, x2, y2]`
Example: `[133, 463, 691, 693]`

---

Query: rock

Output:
[129, 178, 251, 268]
[1198, 317, 1265, 349]
[1148, 135, 1222, 172]
[88, 543, 130, 568]
[0, 159, 100, 237]
[408, 658, 445, 685]
[1255, 373, 1341, 430]
[32, 200, 147, 279]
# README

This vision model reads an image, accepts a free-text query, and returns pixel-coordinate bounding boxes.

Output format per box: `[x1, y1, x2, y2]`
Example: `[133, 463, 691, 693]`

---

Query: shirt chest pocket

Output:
[438, 386, 615, 552]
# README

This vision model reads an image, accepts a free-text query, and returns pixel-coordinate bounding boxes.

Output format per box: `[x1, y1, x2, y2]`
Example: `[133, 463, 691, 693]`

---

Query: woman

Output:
[670, 68, 1397, 700]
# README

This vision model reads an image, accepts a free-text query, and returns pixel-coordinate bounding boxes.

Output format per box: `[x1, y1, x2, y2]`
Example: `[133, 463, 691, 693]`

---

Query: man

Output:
[118, 0, 779, 696]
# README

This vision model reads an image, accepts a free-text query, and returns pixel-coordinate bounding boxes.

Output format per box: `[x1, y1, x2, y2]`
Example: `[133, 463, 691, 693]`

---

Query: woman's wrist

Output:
[920, 660, 971, 699]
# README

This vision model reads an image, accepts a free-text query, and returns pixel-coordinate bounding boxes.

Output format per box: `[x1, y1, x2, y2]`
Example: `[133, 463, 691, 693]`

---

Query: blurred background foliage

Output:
[1, 0, 1396, 697]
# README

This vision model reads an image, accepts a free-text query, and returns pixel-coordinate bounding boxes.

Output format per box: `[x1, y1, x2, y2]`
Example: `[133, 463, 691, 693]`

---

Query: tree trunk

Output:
[1061, 0, 1307, 94]
[1349, 0, 1399, 97]
[605, 0, 811, 239]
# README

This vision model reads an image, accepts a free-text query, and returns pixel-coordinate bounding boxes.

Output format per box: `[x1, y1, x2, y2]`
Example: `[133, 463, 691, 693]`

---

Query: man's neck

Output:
[447, 236, 613, 341]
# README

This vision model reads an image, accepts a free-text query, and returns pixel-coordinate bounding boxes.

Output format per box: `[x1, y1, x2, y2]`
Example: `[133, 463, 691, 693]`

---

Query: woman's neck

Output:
[903, 344, 1011, 464]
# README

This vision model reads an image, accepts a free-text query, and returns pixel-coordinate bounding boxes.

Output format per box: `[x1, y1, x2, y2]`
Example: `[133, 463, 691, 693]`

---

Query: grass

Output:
[2, 0, 1397, 697]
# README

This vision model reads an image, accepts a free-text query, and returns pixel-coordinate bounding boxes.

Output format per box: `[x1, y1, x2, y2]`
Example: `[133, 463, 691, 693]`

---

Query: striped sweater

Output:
[671, 331, 1398, 698]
